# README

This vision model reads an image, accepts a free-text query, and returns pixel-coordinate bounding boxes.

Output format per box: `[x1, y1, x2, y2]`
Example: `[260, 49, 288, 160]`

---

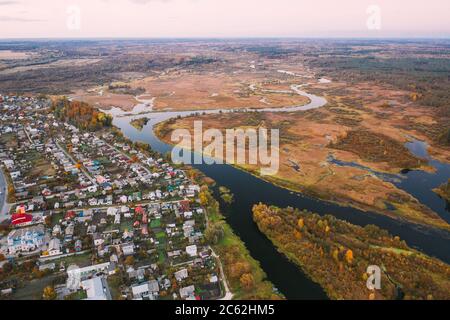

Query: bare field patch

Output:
[128, 72, 309, 111]
[0, 58, 102, 75]
[0, 50, 34, 60]
[154, 92, 450, 230]
[70, 89, 138, 111]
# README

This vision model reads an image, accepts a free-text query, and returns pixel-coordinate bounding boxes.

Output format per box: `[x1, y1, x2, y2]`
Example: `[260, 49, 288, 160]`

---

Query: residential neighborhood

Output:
[0, 95, 227, 300]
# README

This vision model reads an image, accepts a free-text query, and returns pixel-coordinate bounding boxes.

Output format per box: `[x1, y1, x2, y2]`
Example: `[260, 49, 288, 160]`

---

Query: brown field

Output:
[71, 89, 138, 110]
[0, 50, 34, 60]
[0, 58, 102, 75]
[73, 71, 311, 112]
[155, 79, 450, 230]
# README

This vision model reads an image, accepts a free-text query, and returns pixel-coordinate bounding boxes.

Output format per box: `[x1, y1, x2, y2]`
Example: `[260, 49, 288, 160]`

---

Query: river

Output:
[105, 79, 450, 300]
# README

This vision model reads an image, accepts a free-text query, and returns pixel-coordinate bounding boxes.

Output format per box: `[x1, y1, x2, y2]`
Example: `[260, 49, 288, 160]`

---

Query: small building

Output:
[185, 245, 197, 257]
[48, 238, 62, 256]
[121, 243, 134, 256]
[81, 276, 111, 300]
[174, 268, 188, 282]
[179, 285, 196, 300]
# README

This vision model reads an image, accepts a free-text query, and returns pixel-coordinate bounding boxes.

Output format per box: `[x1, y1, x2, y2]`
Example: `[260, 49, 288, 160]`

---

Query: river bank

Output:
[106, 77, 450, 299]
[154, 118, 450, 232]
[253, 204, 450, 300]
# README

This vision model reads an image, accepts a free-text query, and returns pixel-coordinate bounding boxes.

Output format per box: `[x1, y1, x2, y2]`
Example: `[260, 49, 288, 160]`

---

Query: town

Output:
[0, 94, 227, 300]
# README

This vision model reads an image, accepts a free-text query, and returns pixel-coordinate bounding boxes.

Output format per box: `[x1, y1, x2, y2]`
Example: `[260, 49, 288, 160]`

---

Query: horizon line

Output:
[1, 35, 450, 42]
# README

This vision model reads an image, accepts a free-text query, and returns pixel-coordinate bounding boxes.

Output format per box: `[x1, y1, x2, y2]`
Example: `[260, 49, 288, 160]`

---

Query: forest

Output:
[253, 203, 450, 300]
[52, 98, 112, 131]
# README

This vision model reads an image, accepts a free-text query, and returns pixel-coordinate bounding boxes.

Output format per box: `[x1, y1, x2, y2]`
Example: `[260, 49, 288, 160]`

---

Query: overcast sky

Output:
[0, 0, 449, 39]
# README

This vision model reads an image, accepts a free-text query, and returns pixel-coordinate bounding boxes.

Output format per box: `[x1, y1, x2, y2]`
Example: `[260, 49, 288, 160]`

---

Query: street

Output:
[0, 167, 9, 221]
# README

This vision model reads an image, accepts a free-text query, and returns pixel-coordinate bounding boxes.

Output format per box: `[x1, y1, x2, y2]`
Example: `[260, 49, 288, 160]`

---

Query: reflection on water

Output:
[328, 138, 450, 223]
[109, 80, 450, 299]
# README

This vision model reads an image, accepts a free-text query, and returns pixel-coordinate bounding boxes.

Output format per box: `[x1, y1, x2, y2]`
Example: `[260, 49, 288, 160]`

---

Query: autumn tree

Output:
[125, 256, 135, 266]
[239, 273, 255, 291]
[43, 286, 57, 300]
[205, 223, 225, 245]
[345, 249, 354, 265]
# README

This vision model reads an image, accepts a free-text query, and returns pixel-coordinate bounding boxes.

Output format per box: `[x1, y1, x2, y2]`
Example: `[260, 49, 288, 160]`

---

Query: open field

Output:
[0, 50, 35, 60]
[155, 72, 450, 230]
[0, 58, 102, 76]
[1, 39, 450, 230]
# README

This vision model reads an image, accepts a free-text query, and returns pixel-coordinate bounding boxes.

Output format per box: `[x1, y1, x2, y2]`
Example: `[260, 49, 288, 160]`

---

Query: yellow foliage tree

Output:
[239, 273, 255, 291]
[199, 192, 209, 207]
[345, 249, 354, 265]
[298, 218, 304, 229]
[43, 286, 57, 300]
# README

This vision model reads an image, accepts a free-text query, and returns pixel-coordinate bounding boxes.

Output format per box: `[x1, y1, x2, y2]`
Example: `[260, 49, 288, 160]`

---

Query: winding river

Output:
[105, 79, 450, 300]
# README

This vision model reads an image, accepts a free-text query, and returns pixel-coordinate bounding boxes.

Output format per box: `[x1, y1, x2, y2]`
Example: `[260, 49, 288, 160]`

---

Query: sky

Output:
[0, 0, 449, 39]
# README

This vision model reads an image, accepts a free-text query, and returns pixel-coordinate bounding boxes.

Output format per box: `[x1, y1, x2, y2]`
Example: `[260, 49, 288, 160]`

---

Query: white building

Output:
[7, 225, 45, 254]
[66, 262, 111, 290]
[185, 245, 197, 257]
[81, 276, 111, 300]
[47, 238, 62, 256]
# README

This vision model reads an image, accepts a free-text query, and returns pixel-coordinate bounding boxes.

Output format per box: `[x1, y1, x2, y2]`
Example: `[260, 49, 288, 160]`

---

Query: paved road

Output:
[55, 140, 98, 186]
[0, 167, 9, 221]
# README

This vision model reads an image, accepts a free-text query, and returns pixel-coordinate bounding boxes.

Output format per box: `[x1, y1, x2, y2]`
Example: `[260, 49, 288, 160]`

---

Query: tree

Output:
[1, 262, 12, 273]
[205, 224, 225, 245]
[345, 249, 354, 265]
[199, 191, 210, 207]
[332, 249, 339, 263]
[239, 273, 254, 291]
[43, 286, 57, 300]
[297, 218, 304, 229]
[125, 256, 135, 266]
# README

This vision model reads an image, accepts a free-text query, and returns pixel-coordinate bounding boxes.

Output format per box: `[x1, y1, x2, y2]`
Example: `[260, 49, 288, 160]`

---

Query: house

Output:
[114, 213, 121, 225]
[66, 262, 111, 290]
[64, 224, 74, 242]
[87, 185, 98, 193]
[107, 207, 118, 216]
[132, 280, 159, 300]
[52, 224, 61, 236]
[81, 276, 111, 300]
[39, 263, 56, 272]
[148, 280, 160, 294]
[47, 238, 62, 256]
[179, 285, 196, 299]
[174, 268, 188, 282]
[186, 245, 197, 257]
[93, 234, 104, 246]
[121, 242, 134, 256]
[75, 239, 83, 252]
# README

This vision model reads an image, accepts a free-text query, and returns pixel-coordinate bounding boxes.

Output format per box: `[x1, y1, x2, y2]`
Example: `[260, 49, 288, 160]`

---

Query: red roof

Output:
[11, 213, 33, 225]
[135, 206, 145, 215]
[65, 211, 77, 220]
